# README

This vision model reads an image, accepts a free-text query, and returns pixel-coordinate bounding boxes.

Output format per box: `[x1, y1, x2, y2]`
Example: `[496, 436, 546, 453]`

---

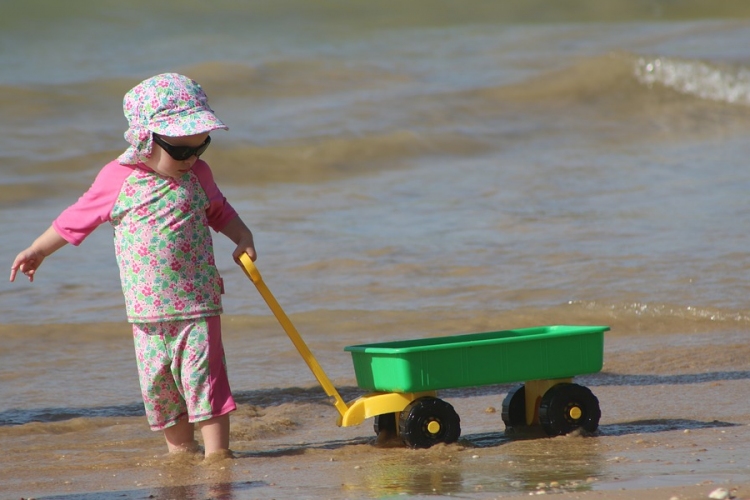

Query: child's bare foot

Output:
[162, 442, 203, 466]
[168, 440, 201, 454]
[203, 449, 234, 464]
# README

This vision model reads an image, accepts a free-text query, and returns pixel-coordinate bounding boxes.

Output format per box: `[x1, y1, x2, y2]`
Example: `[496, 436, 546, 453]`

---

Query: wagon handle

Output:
[238, 254, 349, 417]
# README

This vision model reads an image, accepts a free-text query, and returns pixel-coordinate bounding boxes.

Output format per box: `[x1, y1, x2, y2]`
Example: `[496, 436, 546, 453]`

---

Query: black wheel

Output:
[501, 385, 526, 430]
[374, 412, 398, 436]
[538, 383, 600, 436]
[398, 397, 461, 449]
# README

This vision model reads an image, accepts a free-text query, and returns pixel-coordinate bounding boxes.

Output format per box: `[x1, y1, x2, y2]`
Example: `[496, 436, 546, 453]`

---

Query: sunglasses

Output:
[152, 133, 211, 161]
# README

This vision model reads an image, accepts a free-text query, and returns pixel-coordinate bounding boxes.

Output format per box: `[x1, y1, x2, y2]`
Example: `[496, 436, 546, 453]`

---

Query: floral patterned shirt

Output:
[53, 160, 238, 323]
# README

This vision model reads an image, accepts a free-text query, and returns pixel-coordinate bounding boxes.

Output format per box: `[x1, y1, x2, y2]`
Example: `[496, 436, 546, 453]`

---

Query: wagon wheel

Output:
[501, 385, 526, 431]
[374, 412, 398, 437]
[398, 397, 461, 449]
[538, 383, 600, 436]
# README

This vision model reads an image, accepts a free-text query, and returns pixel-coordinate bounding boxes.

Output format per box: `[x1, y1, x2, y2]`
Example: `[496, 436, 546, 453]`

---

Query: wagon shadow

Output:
[597, 418, 738, 436]
[463, 418, 738, 448]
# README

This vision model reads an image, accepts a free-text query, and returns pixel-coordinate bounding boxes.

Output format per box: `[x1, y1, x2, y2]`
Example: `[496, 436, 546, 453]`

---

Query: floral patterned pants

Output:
[132, 316, 236, 430]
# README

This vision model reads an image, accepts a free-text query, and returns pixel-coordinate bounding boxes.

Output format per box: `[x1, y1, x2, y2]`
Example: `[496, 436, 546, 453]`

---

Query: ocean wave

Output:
[473, 51, 750, 111]
[634, 56, 750, 105]
[207, 129, 491, 184]
[568, 300, 750, 324]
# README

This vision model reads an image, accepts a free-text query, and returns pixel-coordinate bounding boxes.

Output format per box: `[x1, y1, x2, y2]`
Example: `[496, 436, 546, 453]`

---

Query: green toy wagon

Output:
[240, 255, 609, 449]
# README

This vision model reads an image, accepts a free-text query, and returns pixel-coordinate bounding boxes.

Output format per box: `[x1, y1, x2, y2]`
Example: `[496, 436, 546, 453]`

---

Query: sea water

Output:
[2, 1, 750, 498]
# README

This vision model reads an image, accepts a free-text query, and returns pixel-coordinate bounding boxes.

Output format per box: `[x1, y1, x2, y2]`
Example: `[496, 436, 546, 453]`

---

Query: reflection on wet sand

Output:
[38, 480, 267, 500]
[500, 436, 604, 494]
[359, 449, 465, 497]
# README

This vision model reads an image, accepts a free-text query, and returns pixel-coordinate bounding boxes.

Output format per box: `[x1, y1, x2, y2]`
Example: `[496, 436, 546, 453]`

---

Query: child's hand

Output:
[220, 216, 257, 265]
[232, 234, 257, 265]
[10, 248, 46, 282]
[9, 226, 68, 282]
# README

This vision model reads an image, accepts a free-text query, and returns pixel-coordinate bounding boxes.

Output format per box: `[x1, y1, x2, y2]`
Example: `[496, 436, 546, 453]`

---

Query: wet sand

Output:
[2, 311, 750, 499]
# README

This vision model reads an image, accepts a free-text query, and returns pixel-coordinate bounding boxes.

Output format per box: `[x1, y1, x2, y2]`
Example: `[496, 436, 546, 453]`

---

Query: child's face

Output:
[145, 132, 211, 179]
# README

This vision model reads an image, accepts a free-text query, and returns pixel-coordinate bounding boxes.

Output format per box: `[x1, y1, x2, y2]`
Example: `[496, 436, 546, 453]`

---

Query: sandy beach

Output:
[2, 311, 749, 499]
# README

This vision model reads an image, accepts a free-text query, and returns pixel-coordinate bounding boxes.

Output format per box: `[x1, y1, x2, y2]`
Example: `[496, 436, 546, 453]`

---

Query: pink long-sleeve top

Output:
[53, 160, 238, 323]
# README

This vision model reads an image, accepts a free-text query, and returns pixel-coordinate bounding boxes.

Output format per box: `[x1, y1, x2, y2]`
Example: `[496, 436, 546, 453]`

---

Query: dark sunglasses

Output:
[152, 133, 211, 161]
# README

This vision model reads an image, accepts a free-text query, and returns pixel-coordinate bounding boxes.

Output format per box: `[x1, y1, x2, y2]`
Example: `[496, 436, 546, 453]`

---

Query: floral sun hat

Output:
[118, 73, 228, 165]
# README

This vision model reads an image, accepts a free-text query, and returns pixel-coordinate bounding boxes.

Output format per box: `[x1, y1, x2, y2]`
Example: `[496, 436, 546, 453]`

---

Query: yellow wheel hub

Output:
[427, 420, 441, 434]
[568, 406, 582, 420]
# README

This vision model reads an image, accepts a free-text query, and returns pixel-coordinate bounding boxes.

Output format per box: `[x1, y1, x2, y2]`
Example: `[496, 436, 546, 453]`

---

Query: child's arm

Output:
[11, 161, 129, 283]
[220, 216, 257, 264]
[10, 226, 69, 282]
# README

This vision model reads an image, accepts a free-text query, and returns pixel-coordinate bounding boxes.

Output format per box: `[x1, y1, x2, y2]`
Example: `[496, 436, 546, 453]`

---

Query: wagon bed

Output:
[345, 325, 608, 393]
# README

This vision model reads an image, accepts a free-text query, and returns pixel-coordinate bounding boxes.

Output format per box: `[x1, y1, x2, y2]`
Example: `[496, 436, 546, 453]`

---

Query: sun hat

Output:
[118, 73, 228, 165]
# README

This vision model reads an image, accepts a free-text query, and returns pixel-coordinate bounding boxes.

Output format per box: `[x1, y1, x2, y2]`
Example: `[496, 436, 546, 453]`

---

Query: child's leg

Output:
[178, 316, 236, 457]
[197, 414, 230, 455]
[163, 416, 199, 453]
[133, 322, 193, 451]
[134, 318, 235, 457]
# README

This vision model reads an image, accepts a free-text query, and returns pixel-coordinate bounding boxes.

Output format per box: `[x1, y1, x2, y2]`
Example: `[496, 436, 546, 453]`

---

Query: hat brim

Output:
[148, 108, 228, 137]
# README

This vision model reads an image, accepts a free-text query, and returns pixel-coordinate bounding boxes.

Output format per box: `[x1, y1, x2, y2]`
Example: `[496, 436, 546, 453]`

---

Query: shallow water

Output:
[2, 1, 750, 498]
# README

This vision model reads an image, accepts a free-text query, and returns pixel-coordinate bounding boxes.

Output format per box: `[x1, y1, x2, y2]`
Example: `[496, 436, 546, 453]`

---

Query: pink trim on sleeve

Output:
[192, 160, 238, 232]
[52, 161, 135, 246]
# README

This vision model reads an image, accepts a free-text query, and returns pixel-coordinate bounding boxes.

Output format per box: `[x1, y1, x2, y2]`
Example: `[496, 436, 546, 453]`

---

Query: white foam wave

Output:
[569, 300, 750, 323]
[634, 56, 750, 105]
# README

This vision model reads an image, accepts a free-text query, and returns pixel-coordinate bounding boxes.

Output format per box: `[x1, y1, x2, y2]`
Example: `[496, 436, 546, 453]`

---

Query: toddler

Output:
[9, 73, 256, 459]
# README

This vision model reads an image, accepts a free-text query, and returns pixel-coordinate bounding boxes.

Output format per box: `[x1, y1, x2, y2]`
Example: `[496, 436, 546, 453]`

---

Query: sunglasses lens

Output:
[172, 148, 193, 161]
[194, 136, 211, 157]
[153, 134, 211, 160]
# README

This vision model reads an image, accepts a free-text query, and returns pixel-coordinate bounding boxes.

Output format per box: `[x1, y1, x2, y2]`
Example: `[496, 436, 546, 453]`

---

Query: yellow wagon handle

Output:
[238, 254, 349, 418]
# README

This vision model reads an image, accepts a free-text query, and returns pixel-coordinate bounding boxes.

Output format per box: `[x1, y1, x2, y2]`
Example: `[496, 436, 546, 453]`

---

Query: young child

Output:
[9, 73, 256, 459]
